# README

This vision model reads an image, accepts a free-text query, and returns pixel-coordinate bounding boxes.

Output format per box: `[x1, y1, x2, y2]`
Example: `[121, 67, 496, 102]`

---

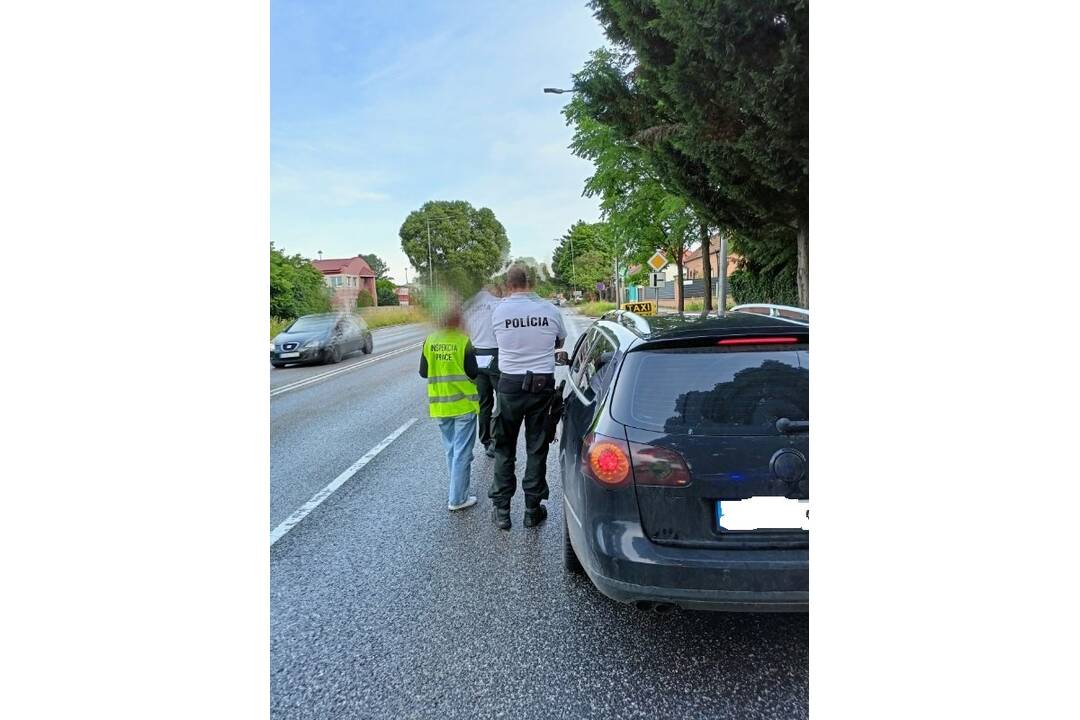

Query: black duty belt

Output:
[498, 372, 555, 394]
[474, 347, 499, 357]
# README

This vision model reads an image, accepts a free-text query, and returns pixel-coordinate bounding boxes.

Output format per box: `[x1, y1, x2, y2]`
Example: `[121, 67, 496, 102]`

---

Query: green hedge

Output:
[729, 267, 798, 307]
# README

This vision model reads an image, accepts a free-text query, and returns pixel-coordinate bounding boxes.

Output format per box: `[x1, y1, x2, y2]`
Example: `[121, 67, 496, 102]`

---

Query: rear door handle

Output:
[776, 418, 809, 434]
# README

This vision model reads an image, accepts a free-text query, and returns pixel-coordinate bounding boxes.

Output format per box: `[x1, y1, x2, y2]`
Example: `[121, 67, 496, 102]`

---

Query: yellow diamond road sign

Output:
[647, 251, 668, 272]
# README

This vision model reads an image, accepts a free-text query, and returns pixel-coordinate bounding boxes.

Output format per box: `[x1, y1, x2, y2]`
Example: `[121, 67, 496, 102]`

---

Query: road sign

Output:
[621, 300, 656, 316]
[647, 252, 668, 272]
[596, 282, 606, 292]
[649, 272, 664, 287]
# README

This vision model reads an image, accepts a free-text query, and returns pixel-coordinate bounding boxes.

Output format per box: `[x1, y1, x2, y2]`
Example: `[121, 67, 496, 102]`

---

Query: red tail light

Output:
[718, 336, 799, 345]
[582, 432, 631, 486]
[629, 442, 691, 487]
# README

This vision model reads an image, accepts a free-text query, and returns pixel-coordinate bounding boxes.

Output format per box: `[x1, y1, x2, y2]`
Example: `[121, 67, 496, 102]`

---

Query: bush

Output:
[729, 267, 799, 307]
[270, 244, 332, 318]
[376, 278, 399, 306]
[355, 290, 375, 308]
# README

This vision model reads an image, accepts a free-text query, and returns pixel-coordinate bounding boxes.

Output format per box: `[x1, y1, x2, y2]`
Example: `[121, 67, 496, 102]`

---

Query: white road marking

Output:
[270, 418, 418, 546]
[270, 342, 422, 397]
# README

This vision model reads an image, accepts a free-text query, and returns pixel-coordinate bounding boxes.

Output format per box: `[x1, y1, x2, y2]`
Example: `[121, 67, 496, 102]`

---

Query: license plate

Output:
[280, 352, 301, 358]
[717, 498, 809, 531]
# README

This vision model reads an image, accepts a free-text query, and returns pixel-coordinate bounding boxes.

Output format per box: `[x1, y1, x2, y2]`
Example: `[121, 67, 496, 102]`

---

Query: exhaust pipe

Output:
[653, 602, 676, 614]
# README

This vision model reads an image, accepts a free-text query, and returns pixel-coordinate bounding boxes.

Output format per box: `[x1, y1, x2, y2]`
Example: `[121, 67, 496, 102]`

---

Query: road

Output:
[270, 311, 808, 720]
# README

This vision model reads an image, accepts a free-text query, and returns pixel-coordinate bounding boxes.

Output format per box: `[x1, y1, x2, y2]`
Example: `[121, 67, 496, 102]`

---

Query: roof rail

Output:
[730, 304, 809, 326]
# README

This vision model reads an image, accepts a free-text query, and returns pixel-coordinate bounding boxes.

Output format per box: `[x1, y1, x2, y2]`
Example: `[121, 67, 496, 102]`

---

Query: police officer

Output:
[463, 283, 503, 458]
[489, 265, 566, 530]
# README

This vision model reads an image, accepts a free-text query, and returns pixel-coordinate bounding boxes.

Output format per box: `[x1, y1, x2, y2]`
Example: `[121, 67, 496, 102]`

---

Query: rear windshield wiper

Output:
[776, 418, 809, 434]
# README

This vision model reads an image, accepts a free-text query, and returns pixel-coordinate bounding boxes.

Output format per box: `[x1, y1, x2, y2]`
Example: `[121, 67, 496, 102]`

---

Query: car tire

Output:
[564, 511, 584, 574]
[362, 335, 373, 354]
[326, 345, 341, 364]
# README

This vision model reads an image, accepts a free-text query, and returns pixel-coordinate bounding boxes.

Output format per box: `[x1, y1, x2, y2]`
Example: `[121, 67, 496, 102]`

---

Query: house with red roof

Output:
[312, 255, 377, 309]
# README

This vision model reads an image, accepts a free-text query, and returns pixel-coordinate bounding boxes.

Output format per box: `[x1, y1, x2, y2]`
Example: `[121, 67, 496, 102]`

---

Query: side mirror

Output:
[554, 350, 570, 366]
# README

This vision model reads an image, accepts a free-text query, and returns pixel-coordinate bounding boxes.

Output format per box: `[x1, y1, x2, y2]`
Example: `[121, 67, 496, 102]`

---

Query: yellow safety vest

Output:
[423, 329, 480, 418]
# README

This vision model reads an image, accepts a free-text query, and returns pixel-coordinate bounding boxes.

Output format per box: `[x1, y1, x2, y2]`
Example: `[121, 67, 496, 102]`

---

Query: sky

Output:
[271, 0, 609, 284]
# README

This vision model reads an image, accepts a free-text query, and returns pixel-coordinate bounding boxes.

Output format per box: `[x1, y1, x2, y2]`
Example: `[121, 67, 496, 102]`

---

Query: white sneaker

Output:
[448, 496, 478, 511]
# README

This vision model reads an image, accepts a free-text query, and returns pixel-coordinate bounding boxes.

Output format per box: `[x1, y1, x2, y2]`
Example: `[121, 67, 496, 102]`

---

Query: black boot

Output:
[523, 504, 548, 528]
[492, 505, 511, 530]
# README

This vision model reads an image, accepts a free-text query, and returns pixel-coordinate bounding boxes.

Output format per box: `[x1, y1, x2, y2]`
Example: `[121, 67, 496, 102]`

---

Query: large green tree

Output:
[270, 243, 332, 318]
[399, 200, 510, 296]
[564, 97, 701, 310]
[551, 221, 619, 299]
[573, 1, 809, 306]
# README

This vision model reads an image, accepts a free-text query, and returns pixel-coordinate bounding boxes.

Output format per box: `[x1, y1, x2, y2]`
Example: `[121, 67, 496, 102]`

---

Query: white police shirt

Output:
[463, 290, 501, 350]
[491, 292, 566, 375]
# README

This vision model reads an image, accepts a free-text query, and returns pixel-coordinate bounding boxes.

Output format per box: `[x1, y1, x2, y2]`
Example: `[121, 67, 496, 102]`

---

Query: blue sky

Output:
[271, 0, 608, 283]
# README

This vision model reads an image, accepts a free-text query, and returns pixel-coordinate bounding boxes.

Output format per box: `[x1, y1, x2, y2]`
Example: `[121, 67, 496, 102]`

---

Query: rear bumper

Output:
[587, 568, 808, 613]
[574, 511, 808, 612]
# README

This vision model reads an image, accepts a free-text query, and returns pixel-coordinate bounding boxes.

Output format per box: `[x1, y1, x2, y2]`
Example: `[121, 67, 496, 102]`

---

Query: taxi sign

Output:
[621, 300, 656, 316]
[647, 252, 668, 272]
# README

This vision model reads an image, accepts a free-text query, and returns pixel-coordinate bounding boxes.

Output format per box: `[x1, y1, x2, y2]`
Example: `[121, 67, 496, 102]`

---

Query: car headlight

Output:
[270, 342, 276, 352]
[302, 339, 321, 349]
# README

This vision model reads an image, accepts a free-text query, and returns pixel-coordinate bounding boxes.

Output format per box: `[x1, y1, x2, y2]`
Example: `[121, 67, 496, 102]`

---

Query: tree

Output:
[360, 253, 390, 280]
[573, 1, 809, 306]
[551, 221, 619, 300]
[270, 243, 332, 318]
[564, 97, 701, 310]
[399, 200, 510, 297]
[375, 278, 399, 306]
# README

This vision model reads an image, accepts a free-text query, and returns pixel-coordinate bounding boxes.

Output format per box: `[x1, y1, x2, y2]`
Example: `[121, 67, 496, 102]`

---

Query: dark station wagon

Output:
[556, 304, 809, 613]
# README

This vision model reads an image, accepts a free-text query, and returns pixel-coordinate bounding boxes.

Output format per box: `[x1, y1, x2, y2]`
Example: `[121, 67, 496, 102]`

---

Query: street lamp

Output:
[543, 87, 573, 94]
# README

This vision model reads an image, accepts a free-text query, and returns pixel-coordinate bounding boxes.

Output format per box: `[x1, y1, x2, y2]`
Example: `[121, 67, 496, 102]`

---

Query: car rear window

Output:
[611, 346, 808, 436]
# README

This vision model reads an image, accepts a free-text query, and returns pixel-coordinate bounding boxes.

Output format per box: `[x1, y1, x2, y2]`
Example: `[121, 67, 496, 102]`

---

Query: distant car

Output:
[271, 312, 372, 368]
[556, 304, 808, 612]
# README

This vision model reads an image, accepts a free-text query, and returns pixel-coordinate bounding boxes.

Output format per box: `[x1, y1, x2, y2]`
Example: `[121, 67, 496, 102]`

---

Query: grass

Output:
[575, 301, 617, 317]
[271, 306, 428, 339]
[671, 297, 735, 313]
[358, 305, 428, 329]
[270, 317, 292, 339]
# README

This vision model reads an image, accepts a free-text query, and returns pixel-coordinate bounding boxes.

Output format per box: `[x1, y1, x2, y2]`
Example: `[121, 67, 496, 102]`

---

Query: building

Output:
[682, 238, 740, 281]
[394, 285, 415, 306]
[312, 256, 377, 309]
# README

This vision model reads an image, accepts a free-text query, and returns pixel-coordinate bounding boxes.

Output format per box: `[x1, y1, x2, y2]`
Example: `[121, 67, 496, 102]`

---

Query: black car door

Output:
[560, 328, 598, 516]
[344, 318, 362, 354]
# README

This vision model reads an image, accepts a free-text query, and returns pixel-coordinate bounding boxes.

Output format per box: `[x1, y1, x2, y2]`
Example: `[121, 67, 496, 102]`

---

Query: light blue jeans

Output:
[437, 413, 478, 506]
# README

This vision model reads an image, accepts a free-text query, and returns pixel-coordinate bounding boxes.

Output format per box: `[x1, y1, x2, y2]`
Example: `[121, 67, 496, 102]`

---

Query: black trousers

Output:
[474, 365, 499, 447]
[489, 386, 554, 510]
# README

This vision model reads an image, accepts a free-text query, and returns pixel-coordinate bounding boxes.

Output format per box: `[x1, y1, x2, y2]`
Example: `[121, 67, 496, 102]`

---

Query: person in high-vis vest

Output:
[419, 302, 481, 511]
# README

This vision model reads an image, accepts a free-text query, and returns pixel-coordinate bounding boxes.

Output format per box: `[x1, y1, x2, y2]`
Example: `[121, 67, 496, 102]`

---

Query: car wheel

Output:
[362, 335, 373, 354]
[326, 345, 341, 364]
[564, 511, 584, 574]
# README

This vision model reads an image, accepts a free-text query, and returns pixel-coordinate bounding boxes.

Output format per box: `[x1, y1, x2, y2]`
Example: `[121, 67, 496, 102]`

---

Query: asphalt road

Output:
[270, 310, 808, 720]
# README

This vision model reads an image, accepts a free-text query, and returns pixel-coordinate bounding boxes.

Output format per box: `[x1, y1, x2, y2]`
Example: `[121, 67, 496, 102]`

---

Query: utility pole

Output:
[426, 218, 435, 293]
[570, 232, 576, 298]
[718, 230, 729, 314]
